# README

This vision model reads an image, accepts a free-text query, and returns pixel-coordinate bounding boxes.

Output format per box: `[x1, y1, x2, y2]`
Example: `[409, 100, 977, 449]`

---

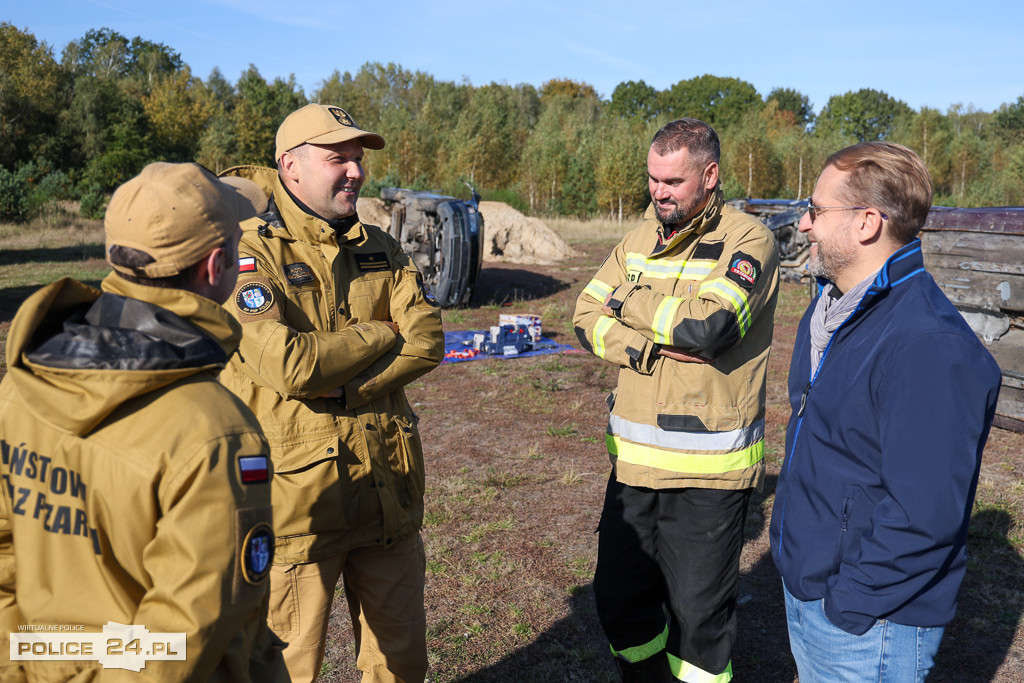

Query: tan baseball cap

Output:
[275, 103, 386, 161]
[105, 162, 266, 278]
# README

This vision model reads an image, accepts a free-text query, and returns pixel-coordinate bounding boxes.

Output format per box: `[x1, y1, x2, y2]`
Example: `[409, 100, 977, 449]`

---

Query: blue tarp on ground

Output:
[441, 330, 578, 364]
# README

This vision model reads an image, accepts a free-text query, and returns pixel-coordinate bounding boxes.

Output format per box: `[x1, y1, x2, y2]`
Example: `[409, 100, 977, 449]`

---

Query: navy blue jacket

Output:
[769, 240, 1001, 635]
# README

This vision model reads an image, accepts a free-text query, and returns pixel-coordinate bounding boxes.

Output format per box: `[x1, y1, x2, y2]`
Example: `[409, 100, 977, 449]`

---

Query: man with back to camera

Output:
[769, 141, 1001, 682]
[219, 103, 443, 683]
[0, 162, 288, 681]
[573, 118, 780, 682]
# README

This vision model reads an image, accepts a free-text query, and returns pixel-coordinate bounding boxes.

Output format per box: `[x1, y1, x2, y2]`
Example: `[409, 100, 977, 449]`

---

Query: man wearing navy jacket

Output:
[769, 141, 1001, 682]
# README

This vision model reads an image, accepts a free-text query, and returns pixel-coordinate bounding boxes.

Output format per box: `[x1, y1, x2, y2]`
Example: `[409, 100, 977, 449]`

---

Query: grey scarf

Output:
[809, 272, 877, 371]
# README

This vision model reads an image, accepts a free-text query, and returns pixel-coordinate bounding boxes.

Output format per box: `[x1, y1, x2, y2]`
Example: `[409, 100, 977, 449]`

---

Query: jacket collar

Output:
[100, 274, 243, 359]
[870, 239, 926, 291]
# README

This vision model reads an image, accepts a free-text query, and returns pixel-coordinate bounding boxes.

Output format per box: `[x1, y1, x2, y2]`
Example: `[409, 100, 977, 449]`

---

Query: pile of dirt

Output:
[356, 197, 391, 230]
[479, 201, 573, 265]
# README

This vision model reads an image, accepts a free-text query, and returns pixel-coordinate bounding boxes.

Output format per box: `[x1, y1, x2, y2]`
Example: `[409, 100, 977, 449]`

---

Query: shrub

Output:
[0, 161, 74, 222]
[79, 185, 108, 220]
[0, 166, 28, 222]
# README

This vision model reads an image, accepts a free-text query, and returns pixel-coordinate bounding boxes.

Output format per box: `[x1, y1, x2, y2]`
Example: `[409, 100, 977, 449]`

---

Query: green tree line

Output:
[4, 22, 1024, 222]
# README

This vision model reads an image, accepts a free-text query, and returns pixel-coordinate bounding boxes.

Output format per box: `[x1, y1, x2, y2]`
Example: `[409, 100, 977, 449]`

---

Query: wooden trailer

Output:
[920, 207, 1024, 432]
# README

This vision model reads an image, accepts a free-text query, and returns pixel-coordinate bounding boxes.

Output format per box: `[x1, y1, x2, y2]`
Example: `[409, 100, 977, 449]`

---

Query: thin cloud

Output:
[84, 0, 310, 72]
[563, 41, 649, 82]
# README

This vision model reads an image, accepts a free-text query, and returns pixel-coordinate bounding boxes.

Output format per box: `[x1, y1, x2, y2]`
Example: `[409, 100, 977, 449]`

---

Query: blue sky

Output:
[8, 0, 1024, 115]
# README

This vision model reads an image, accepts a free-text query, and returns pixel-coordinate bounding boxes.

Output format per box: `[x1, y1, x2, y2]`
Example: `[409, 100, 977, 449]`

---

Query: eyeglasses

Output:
[806, 201, 888, 223]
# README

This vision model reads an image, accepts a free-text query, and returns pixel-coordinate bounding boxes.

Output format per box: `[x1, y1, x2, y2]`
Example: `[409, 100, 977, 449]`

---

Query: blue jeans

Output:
[783, 582, 945, 682]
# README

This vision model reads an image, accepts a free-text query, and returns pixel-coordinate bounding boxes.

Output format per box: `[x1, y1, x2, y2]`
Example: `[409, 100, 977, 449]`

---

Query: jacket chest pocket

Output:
[347, 273, 391, 322]
[283, 281, 327, 332]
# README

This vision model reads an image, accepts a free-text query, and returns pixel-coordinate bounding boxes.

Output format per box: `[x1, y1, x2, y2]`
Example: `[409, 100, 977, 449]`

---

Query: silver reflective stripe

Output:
[608, 414, 764, 452]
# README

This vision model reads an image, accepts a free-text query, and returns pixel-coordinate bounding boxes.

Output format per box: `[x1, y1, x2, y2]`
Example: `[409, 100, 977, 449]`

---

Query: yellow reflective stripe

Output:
[667, 655, 733, 682]
[610, 623, 669, 664]
[625, 253, 715, 281]
[607, 434, 764, 474]
[584, 278, 614, 302]
[593, 316, 615, 359]
[698, 278, 752, 335]
[652, 296, 684, 344]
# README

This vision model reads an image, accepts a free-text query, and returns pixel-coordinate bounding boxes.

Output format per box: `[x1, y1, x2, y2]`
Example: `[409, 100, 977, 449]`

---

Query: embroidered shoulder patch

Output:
[238, 455, 269, 484]
[355, 252, 390, 272]
[284, 262, 315, 285]
[417, 274, 440, 307]
[236, 282, 274, 314]
[725, 252, 761, 289]
[241, 522, 274, 585]
[239, 257, 257, 273]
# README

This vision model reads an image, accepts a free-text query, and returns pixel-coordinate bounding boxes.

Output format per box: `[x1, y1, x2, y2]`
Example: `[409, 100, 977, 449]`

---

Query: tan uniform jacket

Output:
[218, 166, 444, 564]
[573, 190, 780, 490]
[0, 275, 286, 682]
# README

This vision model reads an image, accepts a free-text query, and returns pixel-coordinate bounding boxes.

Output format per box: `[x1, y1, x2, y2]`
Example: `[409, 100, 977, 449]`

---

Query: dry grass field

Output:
[0, 213, 1021, 682]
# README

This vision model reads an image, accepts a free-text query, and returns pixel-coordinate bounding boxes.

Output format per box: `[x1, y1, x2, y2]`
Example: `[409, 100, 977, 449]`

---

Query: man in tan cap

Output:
[219, 105, 443, 682]
[0, 162, 288, 681]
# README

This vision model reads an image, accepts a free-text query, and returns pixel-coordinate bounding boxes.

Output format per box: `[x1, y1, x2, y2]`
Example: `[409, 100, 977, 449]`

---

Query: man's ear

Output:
[855, 208, 887, 246]
[278, 150, 300, 183]
[209, 245, 227, 287]
[703, 161, 720, 191]
[193, 245, 226, 291]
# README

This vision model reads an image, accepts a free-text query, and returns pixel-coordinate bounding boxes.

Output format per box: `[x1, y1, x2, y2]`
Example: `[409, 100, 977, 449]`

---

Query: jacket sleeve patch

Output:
[238, 455, 269, 484]
[233, 507, 274, 604]
[726, 252, 761, 290]
[234, 278, 277, 320]
[239, 257, 257, 273]
[417, 273, 440, 307]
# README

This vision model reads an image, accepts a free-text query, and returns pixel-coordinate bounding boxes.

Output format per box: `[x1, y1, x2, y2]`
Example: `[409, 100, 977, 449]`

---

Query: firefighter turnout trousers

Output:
[593, 474, 750, 682]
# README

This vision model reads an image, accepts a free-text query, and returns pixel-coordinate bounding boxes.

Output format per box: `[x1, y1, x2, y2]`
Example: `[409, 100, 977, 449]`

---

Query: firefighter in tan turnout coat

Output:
[574, 119, 779, 682]
[0, 163, 287, 682]
[219, 104, 443, 683]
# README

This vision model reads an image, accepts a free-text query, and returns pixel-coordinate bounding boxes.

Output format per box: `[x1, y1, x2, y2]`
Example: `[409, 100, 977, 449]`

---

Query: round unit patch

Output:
[236, 283, 274, 314]
[728, 258, 758, 287]
[242, 522, 274, 584]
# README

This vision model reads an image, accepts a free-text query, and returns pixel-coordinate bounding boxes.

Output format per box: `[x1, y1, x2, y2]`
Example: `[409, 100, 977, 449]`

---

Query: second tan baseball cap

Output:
[105, 162, 266, 278]
[275, 103, 386, 161]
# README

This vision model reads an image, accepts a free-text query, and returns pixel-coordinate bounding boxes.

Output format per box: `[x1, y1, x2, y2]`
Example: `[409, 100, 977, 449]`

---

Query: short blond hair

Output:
[826, 142, 932, 245]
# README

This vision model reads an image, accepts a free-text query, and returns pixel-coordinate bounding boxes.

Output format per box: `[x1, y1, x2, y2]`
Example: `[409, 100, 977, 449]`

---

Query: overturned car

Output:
[381, 182, 484, 308]
[728, 198, 810, 280]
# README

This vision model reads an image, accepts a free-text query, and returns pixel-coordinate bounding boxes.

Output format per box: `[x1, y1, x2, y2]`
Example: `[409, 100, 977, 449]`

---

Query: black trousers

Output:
[593, 473, 751, 675]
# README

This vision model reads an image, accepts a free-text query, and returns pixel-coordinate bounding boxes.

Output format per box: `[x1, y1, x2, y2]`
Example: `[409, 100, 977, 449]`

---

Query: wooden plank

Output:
[925, 264, 1024, 312]
[923, 207, 1024, 235]
[994, 384, 1024, 432]
[921, 231, 1024, 263]
[987, 331, 1024, 381]
[986, 330, 1024, 431]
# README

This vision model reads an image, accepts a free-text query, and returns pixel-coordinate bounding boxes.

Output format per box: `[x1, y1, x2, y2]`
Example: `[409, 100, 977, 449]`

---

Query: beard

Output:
[653, 191, 709, 231]
[808, 236, 856, 283]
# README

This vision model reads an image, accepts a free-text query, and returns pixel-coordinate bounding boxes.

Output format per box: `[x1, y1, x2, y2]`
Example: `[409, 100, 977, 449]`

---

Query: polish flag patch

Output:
[238, 455, 269, 484]
[239, 257, 257, 273]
